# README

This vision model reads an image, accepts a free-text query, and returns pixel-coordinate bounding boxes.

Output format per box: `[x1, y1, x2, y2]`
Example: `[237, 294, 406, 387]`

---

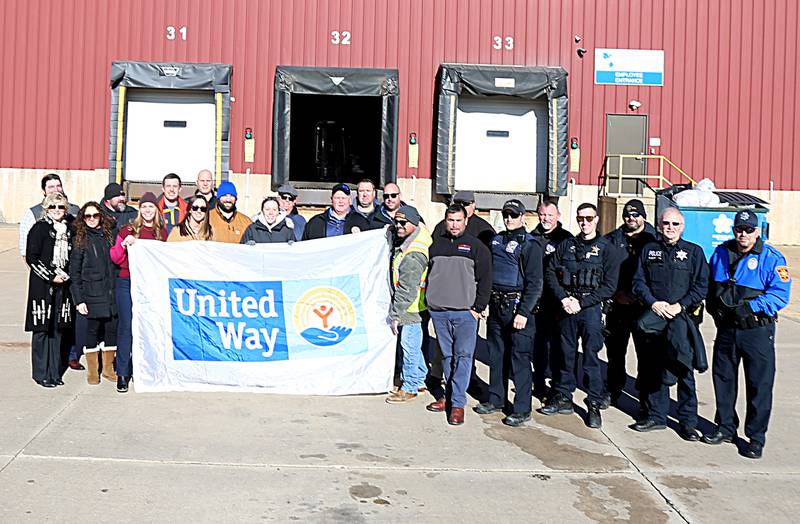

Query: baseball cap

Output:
[395, 205, 421, 226]
[452, 190, 475, 203]
[331, 183, 351, 196]
[277, 184, 298, 197]
[733, 210, 758, 228]
[502, 199, 525, 215]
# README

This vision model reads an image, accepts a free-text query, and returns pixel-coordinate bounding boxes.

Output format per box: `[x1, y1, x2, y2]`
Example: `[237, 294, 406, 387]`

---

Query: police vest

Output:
[392, 226, 433, 314]
[559, 237, 605, 291]
[491, 231, 534, 290]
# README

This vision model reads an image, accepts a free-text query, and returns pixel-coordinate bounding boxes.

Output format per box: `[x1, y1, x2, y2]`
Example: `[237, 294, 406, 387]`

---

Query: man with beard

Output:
[530, 199, 573, 399]
[370, 182, 409, 229]
[209, 181, 252, 243]
[156, 173, 190, 235]
[193, 169, 218, 210]
[543, 203, 619, 429]
[602, 199, 658, 408]
[100, 183, 137, 238]
[349, 179, 382, 232]
[302, 183, 362, 240]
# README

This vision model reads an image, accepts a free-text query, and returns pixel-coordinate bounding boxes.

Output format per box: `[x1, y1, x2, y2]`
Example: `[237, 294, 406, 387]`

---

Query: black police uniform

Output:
[531, 222, 573, 397]
[707, 237, 790, 450]
[632, 237, 708, 428]
[485, 227, 544, 415]
[545, 234, 619, 407]
[603, 222, 658, 401]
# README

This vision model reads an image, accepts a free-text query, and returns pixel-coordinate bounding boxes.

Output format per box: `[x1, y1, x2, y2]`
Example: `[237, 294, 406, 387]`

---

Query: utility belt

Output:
[715, 309, 775, 330]
[490, 289, 521, 315]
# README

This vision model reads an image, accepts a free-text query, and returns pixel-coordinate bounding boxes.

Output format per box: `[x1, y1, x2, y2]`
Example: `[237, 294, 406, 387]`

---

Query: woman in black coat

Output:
[25, 192, 74, 388]
[69, 201, 118, 385]
[241, 197, 296, 244]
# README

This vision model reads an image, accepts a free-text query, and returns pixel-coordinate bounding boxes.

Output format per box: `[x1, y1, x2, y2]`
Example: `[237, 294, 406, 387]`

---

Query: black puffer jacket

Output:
[69, 227, 117, 318]
[240, 216, 295, 244]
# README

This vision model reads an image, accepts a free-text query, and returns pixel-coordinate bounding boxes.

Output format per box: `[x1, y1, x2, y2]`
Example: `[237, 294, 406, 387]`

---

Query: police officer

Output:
[474, 199, 544, 426]
[531, 199, 573, 400]
[603, 199, 657, 407]
[631, 207, 708, 440]
[703, 210, 790, 459]
[542, 203, 619, 429]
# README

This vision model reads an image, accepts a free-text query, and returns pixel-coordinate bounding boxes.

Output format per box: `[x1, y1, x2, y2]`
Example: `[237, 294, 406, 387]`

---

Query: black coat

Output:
[101, 203, 137, 239]
[240, 217, 295, 244]
[69, 227, 117, 318]
[302, 209, 363, 240]
[25, 219, 74, 333]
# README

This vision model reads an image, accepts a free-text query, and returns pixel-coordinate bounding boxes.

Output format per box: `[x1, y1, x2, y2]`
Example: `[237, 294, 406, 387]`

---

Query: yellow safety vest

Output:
[392, 225, 432, 314]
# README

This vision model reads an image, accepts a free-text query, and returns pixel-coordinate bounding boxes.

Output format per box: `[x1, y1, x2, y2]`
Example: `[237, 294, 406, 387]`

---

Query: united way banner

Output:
[128, 230, 395, 394]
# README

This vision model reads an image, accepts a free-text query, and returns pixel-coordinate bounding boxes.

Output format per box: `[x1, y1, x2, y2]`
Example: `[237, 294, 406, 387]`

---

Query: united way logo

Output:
[293, 287, 356, 347]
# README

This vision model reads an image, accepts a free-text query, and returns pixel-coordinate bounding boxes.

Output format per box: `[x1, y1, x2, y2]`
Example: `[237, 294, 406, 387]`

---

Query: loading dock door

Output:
[454, 96, 548, 193]
[124, 89, 216, 183]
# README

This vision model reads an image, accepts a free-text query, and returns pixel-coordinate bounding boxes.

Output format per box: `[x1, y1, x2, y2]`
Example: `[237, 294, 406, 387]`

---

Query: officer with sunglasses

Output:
[703, 210, 791, 459]
[474, 199, 543, 426]
[542, 203, 619, 429]
[602, 199, 658, 408]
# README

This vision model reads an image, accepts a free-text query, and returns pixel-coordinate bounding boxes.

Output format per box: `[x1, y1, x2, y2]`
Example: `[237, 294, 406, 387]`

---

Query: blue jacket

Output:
[708, 238, 790, 317]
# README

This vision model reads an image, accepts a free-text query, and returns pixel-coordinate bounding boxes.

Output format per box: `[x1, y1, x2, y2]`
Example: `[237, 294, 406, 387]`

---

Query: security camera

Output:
[628, 100, 642, 110]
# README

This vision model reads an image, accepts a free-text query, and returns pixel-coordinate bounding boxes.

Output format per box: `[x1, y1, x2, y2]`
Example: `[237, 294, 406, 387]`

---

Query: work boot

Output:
[473, 402, 501, 415]
[101, 348, 118, 381]
[587, 402, 602, 429]
[539, 393, 574, 415]
[84, 350, 100, 385]
[116, 376, 130, 393]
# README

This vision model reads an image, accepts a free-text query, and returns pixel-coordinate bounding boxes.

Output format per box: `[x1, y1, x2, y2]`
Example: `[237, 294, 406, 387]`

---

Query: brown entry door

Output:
[605, 114, 648, 194]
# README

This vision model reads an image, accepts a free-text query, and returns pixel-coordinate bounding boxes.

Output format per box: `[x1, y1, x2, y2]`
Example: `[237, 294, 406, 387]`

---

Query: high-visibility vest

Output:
[392, 225, 432, 314]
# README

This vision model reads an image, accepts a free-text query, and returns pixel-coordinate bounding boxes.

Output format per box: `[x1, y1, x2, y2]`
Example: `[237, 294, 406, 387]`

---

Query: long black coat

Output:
[69, 227, 117, 318]
[25, 219, 74, 333]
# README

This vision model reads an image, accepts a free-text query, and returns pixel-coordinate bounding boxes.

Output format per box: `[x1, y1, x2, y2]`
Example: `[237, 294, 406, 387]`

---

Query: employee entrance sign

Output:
[594, 49, 664, 86]
[128, 230, 394, 395]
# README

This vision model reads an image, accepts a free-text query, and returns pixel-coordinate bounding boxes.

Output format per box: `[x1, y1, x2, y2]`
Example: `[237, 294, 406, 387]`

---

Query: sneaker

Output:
[539, 393, 574, 415]
[386, 390, 417, 404]
[473, 402, 501, 415]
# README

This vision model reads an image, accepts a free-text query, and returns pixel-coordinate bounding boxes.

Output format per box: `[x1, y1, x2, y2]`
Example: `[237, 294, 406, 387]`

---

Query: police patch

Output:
[647, 250, 662, 260]
[747, 257, 758, 270]
[777, 266, 790, 282]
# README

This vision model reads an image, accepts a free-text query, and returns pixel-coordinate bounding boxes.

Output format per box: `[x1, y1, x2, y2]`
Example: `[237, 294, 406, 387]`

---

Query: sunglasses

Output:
[502, 211, 521, 219]
[384, 192, 400, 199]
[48, 205, 67, 210]
[83, 213, 101, 220]
[734, 226, 756, 234]
[624, 212, 641, 218]
[279, 194, 296, 201]
[395, 219, 408, 226]
[191, 205, 208, 212]
[576, 215, 596, 223]
[453, 200, 473, 206]
[661, 221, 682, 227]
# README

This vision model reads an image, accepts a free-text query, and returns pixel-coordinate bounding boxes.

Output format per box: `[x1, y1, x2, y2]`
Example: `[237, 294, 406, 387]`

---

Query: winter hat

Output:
[217, 181, 238, 199]
[138, 192, 158, 206]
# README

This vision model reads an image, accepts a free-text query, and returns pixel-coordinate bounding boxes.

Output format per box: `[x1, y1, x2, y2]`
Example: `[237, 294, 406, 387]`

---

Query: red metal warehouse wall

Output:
[1, 0, 797, 190]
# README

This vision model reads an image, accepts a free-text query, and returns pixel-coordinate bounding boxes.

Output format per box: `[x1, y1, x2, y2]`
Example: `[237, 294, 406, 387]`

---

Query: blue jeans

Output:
[398, 323, 428, 393]
[430, 310, 478, 408]
[115, 278, 133, 377]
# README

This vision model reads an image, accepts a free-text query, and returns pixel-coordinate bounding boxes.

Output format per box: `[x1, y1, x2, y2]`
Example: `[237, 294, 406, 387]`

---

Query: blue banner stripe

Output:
[595, 71, 663, 86]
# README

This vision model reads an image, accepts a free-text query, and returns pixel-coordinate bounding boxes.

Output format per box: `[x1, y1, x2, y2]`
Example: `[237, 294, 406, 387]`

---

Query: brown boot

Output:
[101, 348, 118, 381]
[85, 350, 100, 385]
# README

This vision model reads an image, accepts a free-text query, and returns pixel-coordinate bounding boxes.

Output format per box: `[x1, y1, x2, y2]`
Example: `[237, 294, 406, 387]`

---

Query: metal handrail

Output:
[602, 154, 696, 196]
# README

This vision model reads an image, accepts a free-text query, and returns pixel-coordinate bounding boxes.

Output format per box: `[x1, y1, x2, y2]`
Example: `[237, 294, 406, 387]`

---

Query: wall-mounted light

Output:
[576, 48, 587, 58]
[628, 100, 642, 111]
[574, 35, 582, 43]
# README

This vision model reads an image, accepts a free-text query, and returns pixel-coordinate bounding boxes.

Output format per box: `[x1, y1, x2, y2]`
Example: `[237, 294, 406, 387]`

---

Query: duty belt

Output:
[491, 290, 521, 302]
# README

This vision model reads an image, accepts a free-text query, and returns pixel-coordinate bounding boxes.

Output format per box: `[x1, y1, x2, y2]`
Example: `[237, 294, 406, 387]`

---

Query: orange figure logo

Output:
[312, 304, 335, 328]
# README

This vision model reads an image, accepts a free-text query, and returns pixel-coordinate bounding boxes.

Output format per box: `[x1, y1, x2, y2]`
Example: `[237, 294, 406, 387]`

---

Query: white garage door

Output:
[454, 96, 548, 193]
[124, 89, 216, 183]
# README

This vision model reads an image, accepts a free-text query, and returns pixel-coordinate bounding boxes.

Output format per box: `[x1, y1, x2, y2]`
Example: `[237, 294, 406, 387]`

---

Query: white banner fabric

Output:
[129, 229, 395, 394]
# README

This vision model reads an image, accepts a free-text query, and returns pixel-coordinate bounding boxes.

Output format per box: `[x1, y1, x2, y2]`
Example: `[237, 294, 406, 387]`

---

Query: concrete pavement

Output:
[2, 224, 799, 522]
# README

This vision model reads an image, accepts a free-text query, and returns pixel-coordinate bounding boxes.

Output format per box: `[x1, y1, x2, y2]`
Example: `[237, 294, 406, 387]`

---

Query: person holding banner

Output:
[110, 192, 166, 393]
[425, 204, 492, 425]
[240, 197, 295, 244]
[386, 205, 433, 403]
[168, 194, 214, 242]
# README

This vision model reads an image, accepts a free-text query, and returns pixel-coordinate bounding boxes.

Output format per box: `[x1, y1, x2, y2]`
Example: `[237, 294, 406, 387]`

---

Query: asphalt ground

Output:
[1, 224, 799, 522]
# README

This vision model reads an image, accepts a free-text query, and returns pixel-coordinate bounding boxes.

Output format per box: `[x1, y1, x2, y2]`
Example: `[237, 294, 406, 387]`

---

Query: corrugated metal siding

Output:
[1, 0, 797, 190]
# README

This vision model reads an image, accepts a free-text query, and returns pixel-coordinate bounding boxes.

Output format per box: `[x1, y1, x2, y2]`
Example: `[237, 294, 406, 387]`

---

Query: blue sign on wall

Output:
[594, 49, 665, 86]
